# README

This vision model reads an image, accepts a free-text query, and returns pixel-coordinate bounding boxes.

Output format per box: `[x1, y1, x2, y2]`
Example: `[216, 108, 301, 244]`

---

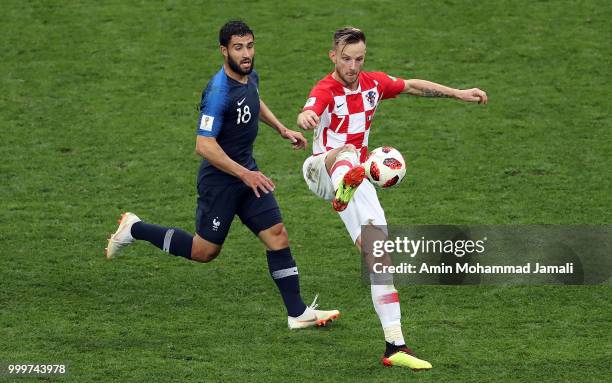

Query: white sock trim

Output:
[271, 267, 298, 280]
[383, 323, 405, 345]
[162, 229, 175, 253]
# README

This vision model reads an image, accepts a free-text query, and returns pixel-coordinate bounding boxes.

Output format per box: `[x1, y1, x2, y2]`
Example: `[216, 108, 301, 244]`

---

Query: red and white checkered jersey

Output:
[302, 71, 404, 162]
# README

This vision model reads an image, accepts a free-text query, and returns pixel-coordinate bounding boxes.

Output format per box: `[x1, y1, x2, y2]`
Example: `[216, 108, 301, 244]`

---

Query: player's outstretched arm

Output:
[402, 79, 488, 104]
[259, 100, 307, 150]
[196, 136, 275, 197]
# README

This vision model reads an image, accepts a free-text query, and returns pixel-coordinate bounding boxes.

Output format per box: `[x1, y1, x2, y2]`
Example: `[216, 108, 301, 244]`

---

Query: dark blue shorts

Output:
[195, 182, 282, 245]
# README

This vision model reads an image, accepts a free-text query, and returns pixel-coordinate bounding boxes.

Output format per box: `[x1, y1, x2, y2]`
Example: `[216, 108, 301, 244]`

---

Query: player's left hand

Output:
[456, 88, 488, 104]
[281, 129, 308, 150]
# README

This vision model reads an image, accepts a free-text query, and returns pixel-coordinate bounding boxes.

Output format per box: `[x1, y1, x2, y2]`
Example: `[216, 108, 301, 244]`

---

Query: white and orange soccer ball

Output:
[363, 146, 407, 188]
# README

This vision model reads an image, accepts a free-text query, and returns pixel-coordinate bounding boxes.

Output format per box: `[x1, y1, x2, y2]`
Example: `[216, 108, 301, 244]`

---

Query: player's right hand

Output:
[241, 170, 275, 198]
[297, 110, 320, 130]
[456, 88, 488, 104]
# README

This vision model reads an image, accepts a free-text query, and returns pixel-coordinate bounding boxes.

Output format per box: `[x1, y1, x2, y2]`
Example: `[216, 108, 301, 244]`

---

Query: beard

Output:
[228, 55, 255, 75]
[337, 70, 359, 87]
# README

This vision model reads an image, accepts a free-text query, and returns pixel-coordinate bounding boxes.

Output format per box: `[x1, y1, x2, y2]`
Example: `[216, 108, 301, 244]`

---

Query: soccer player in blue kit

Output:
[106, 20, 339, 329]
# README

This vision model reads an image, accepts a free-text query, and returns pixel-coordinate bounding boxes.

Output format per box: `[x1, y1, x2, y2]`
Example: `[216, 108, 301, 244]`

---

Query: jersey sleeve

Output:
[302, 86, 332, 116]
[197, 77, 229, 137]
[370, 72, 405, 99]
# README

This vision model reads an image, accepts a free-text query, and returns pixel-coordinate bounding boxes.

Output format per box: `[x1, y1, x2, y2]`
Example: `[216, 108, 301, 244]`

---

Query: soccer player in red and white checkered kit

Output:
[298, 27, 488, 370]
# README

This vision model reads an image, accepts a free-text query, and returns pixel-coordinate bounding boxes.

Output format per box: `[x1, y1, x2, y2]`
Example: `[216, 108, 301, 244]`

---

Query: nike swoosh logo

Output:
[336, 103, 345, 109]
[237, 97, 246, 106]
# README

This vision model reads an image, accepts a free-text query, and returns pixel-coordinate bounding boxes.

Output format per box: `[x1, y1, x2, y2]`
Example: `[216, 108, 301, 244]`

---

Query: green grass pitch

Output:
[1, 1, 610, 382]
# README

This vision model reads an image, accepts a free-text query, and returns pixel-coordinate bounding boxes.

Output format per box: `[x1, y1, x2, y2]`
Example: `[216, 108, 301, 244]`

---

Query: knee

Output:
[337, 144, 359, 165]
[358, 226, 387, 258]
[267, 223, 289, 249]
[340, 144, 357, 153]
[191, 244, 221, 263]
[327, 144, 359, 173]
[270, 223, 288, 237]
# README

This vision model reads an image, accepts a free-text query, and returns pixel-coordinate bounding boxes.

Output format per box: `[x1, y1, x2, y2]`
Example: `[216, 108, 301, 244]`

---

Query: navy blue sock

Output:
[131, 222, 192, 260]
[266, 247, 307, 317]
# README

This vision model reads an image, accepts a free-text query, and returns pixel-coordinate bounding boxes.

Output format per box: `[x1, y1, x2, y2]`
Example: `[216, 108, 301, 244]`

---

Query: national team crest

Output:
[366, 90, 377, 108]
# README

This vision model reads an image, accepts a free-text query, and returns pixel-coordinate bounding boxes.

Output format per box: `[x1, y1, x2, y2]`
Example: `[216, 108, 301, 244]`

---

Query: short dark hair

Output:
[219, 20, 254, 47]
[333, 27, 366, 48]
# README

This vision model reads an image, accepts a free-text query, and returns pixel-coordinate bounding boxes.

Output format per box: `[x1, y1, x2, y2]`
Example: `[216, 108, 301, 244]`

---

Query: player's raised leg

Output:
[325, 144, 366, 212]
[358, 229, 432, 371]
[254, 217, 340, 329]
[105, 212, 222, 262]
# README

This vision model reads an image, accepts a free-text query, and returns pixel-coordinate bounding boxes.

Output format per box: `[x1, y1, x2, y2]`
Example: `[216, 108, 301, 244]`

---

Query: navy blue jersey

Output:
[196, 67, 261, 185]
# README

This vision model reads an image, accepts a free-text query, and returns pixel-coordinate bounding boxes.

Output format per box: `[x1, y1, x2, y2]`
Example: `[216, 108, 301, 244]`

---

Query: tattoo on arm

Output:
[421, 88, 452, 98]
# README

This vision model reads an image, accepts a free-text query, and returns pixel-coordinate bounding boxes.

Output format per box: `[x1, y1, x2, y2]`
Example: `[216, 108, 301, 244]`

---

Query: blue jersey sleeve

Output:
[197, 72, 229, 137]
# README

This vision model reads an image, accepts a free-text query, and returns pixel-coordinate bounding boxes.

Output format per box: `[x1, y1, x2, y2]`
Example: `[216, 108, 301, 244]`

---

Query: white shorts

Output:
[302, 154, 387, 243]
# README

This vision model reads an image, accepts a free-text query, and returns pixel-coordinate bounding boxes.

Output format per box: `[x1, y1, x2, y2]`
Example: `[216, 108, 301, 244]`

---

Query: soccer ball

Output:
[363, 146, 407, 188]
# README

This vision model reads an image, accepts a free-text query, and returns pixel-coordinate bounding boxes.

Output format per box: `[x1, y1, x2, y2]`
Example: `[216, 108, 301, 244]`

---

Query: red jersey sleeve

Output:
[370, 72, 405, 99]
[302, 87, 333, 116]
